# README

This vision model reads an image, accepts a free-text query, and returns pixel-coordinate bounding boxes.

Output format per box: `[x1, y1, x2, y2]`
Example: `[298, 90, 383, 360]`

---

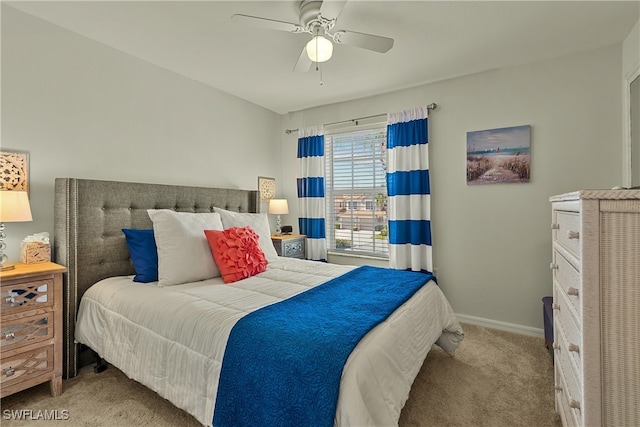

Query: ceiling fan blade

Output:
[319, 0, 348, 19]
[334, 30, 394, 53]
[231, 14, 304, 33]
[293, 46, 313, 72]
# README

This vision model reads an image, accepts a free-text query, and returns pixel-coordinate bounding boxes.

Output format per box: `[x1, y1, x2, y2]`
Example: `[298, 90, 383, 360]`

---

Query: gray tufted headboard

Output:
[54, 178, 258, 378]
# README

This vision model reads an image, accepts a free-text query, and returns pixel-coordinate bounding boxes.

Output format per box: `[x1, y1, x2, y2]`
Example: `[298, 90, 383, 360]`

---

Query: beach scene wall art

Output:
[466, 124, 531, 185]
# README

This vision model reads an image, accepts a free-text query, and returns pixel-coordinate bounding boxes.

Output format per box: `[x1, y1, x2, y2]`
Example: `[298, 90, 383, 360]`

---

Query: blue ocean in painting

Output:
[467, 146, 530, 157]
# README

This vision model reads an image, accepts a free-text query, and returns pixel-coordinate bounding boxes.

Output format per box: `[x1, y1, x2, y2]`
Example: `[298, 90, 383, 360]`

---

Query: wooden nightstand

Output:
[1, 262, 66, 398]
[271, 234, 306, 259]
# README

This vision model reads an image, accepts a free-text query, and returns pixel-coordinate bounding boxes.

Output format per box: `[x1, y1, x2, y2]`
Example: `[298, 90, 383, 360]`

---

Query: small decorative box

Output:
[21, 242, 51, 264]
[20, 233, 51, 264]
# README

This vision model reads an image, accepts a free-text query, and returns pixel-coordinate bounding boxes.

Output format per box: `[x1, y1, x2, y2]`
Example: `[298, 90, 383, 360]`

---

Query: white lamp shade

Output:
[268, 199, 289, 215]
[306, 35, 333, 63]
[0, 191, 32, 222]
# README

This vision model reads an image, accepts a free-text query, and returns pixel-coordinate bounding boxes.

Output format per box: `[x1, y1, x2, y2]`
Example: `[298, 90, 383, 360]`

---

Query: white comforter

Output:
[75, 258, 463, 426]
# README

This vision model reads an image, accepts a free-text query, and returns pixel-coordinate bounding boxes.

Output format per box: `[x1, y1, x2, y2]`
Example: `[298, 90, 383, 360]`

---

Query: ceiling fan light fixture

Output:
[306, 35, 333, 63]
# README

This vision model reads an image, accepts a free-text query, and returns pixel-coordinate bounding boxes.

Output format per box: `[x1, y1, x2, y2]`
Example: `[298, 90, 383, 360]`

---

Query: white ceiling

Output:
[6, 1, 639, 115]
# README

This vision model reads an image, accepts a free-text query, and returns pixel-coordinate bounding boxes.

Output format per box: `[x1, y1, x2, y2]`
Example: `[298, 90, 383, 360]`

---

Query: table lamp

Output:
[0, 190, 33, 271]
[268, 199, 289, 235]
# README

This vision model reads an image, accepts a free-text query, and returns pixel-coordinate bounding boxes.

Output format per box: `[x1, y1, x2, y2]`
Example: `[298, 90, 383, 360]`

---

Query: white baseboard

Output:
[455, 313, 544, 338]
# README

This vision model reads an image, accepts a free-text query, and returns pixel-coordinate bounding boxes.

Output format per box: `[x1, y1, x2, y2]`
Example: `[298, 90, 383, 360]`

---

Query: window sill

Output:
[327, 250, 389, 261]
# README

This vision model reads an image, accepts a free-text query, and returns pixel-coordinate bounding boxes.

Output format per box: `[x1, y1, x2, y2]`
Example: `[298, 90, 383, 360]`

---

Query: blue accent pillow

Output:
[122, 229, 158, 283]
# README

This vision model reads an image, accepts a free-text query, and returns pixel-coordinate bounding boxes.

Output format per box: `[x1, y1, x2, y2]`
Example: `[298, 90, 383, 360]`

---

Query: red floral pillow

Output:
[204, 226, 268, 284]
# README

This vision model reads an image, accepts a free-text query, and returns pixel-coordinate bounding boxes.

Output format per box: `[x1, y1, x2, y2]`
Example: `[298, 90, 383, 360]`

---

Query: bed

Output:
[54, 178, 463, 427]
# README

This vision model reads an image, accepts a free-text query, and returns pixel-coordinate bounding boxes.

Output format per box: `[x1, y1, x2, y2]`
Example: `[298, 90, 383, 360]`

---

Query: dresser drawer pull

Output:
[568, 343, 580, 353]
[555, 385, 563, 391]
[3, 367, 15, 377]
[4, 296, 25, 307]
[553, 343, 561, 350]
[552, 303, 561, 310]
[569, 399, 581, 410]
[550, 263, 559, 270]
[551, 223, 560, 230]
[567, 230, 580, 239]
[4, 332, 15, 340]
[567, 287, 579, 296]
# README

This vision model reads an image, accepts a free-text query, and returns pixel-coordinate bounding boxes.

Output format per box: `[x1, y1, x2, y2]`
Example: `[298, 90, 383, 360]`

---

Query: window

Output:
[325, 125, 388, 257]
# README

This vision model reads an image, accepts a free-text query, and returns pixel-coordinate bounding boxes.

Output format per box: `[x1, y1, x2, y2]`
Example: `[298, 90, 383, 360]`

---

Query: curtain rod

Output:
[284, 102, 438, 135]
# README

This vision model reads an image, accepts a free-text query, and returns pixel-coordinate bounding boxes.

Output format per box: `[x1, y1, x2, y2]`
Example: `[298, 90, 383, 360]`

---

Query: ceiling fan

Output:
[232, 0, 394, 72]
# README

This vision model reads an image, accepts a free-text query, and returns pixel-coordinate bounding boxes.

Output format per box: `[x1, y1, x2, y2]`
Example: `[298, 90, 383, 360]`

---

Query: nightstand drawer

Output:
[283, 240, 304, 258]
[272, 234, 306, 259]
[1, 344, 55, 389]
[1, 276, 54, 315]
[1, 312, 54, 352]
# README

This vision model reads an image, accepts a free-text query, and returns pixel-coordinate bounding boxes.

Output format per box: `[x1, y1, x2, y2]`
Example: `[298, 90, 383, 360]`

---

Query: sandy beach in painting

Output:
[467, 153, 530, 184]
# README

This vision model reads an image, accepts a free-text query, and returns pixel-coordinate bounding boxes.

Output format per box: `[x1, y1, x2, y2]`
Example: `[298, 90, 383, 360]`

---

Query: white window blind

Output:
[325, 125, 388, 257]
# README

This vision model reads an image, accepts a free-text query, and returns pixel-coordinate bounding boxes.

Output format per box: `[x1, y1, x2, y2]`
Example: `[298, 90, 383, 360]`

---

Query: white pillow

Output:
[147, 209, 224, 286]
[213, 207, 279, 262]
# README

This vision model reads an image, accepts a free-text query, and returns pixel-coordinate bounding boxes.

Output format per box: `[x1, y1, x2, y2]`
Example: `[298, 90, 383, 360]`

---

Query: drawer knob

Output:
[5, 332, 15, 340]
[569, 399, 581, 409]
[553, 343, 561, 350]
[567, 287, 579, 297]
[5, 296, 25, 307]
[550, 263, 559, 270]
[551, 223, 560, 230]
[552, 303, 561, 310]
[555, 385, 563, 391]
[567, 230, 580, 239]
[4, 366, 15, 377]
[568, 343, 580, 353]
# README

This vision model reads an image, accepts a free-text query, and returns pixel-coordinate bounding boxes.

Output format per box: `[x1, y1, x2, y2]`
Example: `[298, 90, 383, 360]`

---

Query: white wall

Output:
[281, 45, 623, 331]
[622, 19, 640, 186]
[1, 6, 282, 260]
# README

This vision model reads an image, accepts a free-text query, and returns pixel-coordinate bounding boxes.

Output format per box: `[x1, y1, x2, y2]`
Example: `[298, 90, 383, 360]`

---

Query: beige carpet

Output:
[1, 324, 561, 426]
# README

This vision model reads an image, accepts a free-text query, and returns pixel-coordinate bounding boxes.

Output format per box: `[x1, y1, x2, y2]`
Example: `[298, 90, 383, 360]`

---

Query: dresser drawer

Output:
[556, 328, 582, 426]
[553, 210, 581, 260]
[1, 312, 54, 352]
[552, 250, 581, 319]
[1, 276, 54, 315]
[1, 344, 55, 389]
[554, 286, 582, 371]
[556, 360, 579, 427]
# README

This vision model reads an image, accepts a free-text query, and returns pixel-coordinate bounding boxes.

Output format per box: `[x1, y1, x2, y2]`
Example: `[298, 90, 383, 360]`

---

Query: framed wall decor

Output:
[1, 149, 30, 195]
[466, 125, 531, 185]
[258, 176, 276, 202]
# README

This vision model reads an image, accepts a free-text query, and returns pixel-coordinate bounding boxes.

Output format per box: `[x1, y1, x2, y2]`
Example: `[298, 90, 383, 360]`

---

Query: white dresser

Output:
[550, 190, 640, 427]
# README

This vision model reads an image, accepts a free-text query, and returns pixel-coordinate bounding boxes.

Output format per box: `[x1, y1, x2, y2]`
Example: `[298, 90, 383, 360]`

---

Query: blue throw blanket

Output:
[212, 266, 434, 427]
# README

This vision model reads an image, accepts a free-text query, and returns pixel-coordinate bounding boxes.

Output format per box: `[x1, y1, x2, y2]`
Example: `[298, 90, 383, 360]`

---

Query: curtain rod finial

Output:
[427, 103, 437, 111]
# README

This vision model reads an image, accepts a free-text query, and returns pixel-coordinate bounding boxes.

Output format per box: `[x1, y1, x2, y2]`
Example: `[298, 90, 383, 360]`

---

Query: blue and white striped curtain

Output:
[297, 126, 327, 261]
[386, 107, 432, 272]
